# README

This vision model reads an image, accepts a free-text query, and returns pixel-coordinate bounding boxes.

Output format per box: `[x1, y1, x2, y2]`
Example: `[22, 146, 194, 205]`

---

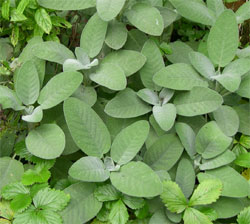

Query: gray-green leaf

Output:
[64, 97, 111, 158]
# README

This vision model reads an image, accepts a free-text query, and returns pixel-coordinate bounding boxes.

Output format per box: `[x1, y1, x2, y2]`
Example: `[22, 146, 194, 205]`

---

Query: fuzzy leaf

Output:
[69, 156, 110, 182]
[110, 161, 163, 197]
[80, 13, 108, 58]
[64, 97, 111, 158]
[38, 71, 83, 109]
[97, 0, 126, 21]
[153, 63, 208, 90]
[89, 63, 126, 91]
[104, 88, 151, 118]
[125, 3, 164, 36]
[111, 120, 150, 165]
[15, 61, 40, 105]
[37, 0, 96, 10]
[207, 10, 239, 67]
[26, 124, 65, 159]
[174, 86, 223, 117]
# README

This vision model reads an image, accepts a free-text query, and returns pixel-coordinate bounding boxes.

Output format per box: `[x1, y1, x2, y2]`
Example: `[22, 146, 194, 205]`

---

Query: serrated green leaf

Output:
[144, 134, 184, 171]
[0, 200, 14, 220]
[94, 184, 120, 202]
[183, 208, 212, 224]
[13, 206, 62, 224]
[140, 39, 164, 90]
[195, 121, 232, 159]
[80, 13, 108, 58]
[125, 3, 164, 36]
[35, 8, 52, 34]
[1, 182, 29, 200]
[189, 179, 222, 206]
[38, 71, 83, 109]
[105, 21, 127, 50]
[64, 97, 111, 157]
[207, 10, 239, 67]
[32, 41, 75, 64]
[10, 193, 32, 213]
[37, 0, 96, 10]
[237, 206, 250, 224]
[169, 0, 215, 26]
[102, 50, 146, 77]
[198, 166, 249, 198]
[153, 104, 176, 131]
[175, 158, 195, 198]
[69, 156, 110, 182]
[97, 0, 126, 21]
[111, 120, 149, 165]
[104, 88, 151, 118]
[174, 86, 223, 117]
[153, 63, 208, 91]
[160, 181, 187, 213]
[234, 153, 250, 168]
[109, 200, 129, 224]
[110, 161, 163, 197]
[33, 187, 70, 211]
[22, 167, 51, 186]
[90, 63, 126, 91]
[26, 124, 65, 159]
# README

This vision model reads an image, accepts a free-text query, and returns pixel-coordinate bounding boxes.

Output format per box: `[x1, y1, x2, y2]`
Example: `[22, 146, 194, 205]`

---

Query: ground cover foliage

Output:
[0, 0, 250, 223]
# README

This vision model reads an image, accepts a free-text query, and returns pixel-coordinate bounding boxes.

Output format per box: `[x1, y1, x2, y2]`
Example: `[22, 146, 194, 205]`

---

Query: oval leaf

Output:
[207, 10, 239, 67]
[64, 97, 111, 158]
[97, 0, 126, 21]
[38, 71, 83, 109]
[104, 88, 151, 118]
[174, 86, 223, 117]
[110, 161, 163, 197]
[144, 134, 184, 171]
[26, 124, 65, 159]
[89, 63, 126, 91]
[125, 3, 164, 36]
[80, 13, 108, 58]
[15, 61, 40, 105]
[111, 120, 150, 165]
[69, 156, 110, 182]
[153, 63, 208, 90]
